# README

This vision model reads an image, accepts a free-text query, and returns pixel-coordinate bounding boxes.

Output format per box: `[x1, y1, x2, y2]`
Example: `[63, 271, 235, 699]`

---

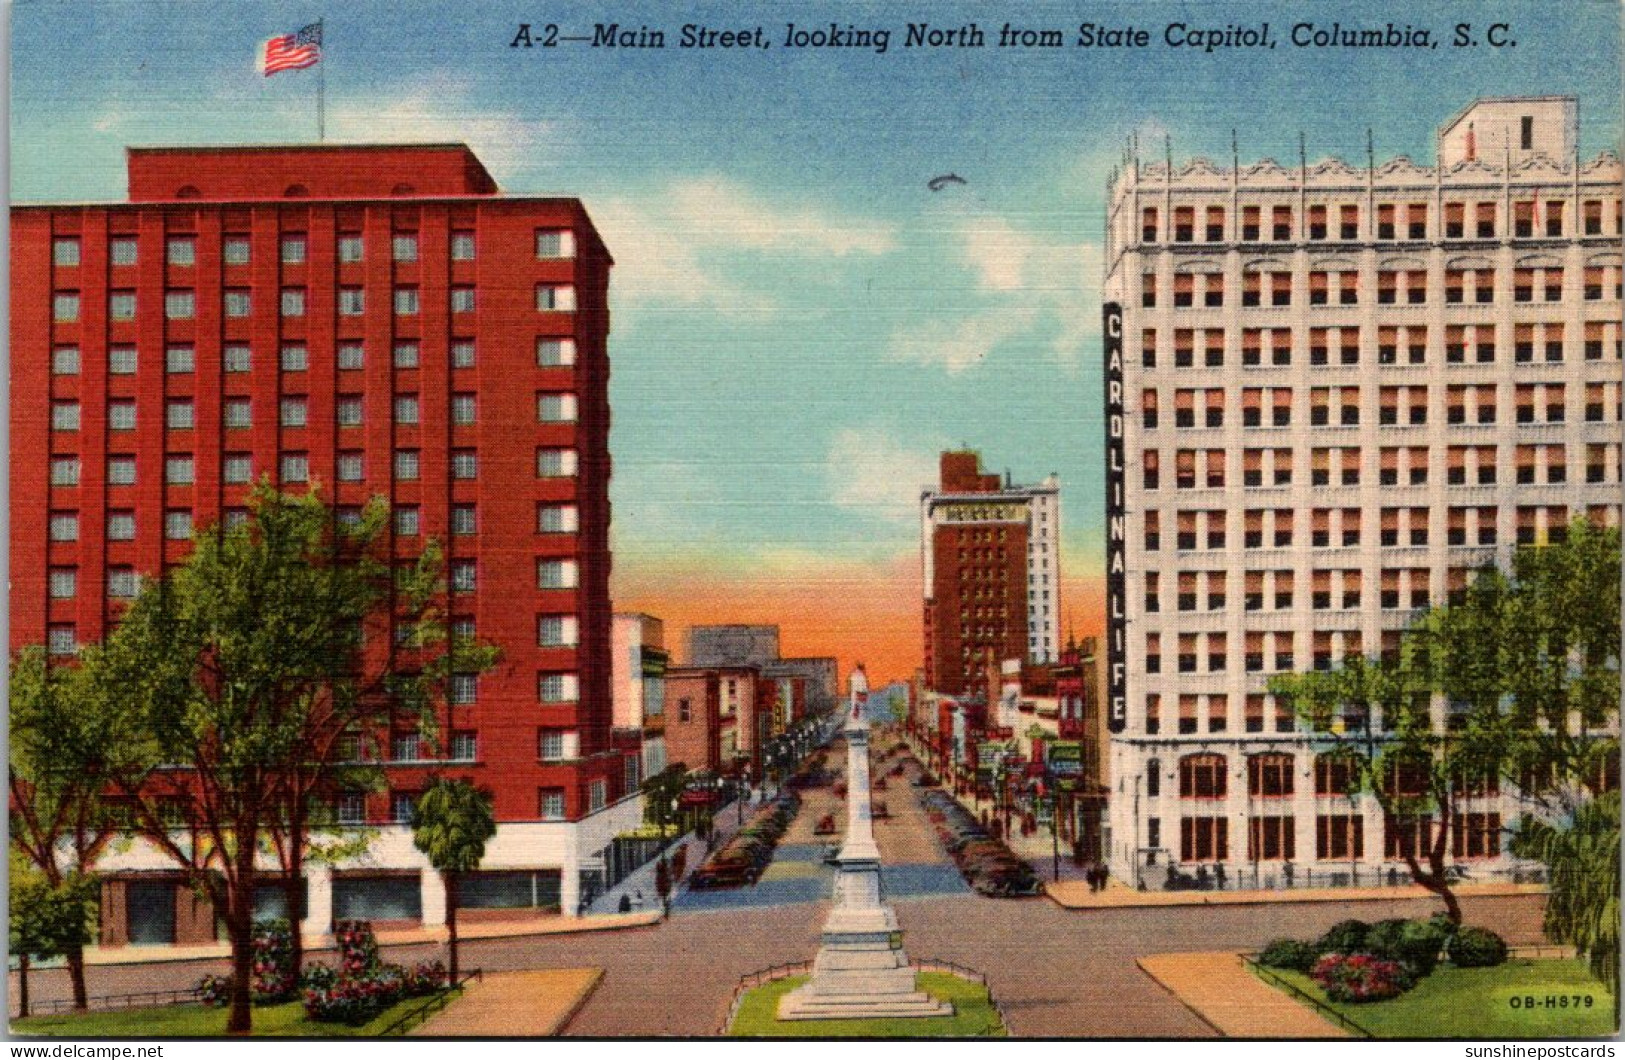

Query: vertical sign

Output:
[1102, 302, 1127, 734]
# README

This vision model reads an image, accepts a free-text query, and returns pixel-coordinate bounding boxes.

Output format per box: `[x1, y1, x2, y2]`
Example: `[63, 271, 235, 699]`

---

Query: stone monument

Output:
[777, 675, 952, 1020]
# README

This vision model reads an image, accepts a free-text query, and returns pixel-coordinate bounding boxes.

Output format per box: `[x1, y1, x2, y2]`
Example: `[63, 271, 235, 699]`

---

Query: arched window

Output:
[1315, 753, 1358, 796]
[1179, 753, 1226, 799]
[1247, 753, 1294, 798]
[284, 184, 309, 198]
[175, 185, 201, 199]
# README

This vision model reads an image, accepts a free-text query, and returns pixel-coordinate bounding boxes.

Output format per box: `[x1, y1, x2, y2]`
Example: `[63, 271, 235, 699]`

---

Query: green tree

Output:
[9, 647, 119, 1010]
[1272, 521, 1620, 924]
[9, 855, 98, 1018]
[85, 484, 481, 1035]
[411, 778, 496, 984]
[1513, 791, 1620, 992]
[640, 763, 689, 832]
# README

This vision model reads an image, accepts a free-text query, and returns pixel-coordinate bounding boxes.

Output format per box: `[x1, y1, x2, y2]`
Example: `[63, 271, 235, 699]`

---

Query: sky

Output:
[10, 0, 1621, 682]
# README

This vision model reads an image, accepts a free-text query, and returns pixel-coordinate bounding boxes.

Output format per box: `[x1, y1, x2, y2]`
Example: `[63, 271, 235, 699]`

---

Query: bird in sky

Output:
[927, 173, 967, 191]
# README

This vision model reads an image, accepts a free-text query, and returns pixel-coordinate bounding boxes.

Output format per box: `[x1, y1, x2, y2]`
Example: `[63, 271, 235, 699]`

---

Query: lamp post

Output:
[1050, 787, 1061, 883]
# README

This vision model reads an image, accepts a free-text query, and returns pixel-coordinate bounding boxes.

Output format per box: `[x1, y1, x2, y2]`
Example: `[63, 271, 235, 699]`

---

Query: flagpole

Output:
[316, 18, 325, 142]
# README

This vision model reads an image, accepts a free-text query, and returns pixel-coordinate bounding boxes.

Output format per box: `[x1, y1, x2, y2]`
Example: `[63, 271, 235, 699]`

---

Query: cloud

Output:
[827, 428, 942, 522]
[593, 177, 898, 312]
[888, 212, 1100, 374]
[325, 78, 552, 184]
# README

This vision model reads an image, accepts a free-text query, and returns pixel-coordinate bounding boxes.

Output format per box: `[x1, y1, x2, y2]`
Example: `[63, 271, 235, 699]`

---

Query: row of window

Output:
[1144, 566, 1457, 614]
[1147, 813, 1501, 864]
[1139, 198, 1620, 244]
[47, 447, 579, 490]
[1141, 265, 1622, 308]
[1143, 444, 1616, 493]
[1142, 504, 1606, 553]
[48, 390, 581, 434]
[51, 229, 576, 268]
[336, 777, 609, 828]
[1138, 322, 1622, 368]
[1141, 382, 1612, 431]
[51, 284, 576, 322]
[48, 338, 577, 376]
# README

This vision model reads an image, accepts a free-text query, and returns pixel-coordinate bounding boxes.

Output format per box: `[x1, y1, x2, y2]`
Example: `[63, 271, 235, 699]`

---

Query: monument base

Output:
[776, 937, 954, 1021]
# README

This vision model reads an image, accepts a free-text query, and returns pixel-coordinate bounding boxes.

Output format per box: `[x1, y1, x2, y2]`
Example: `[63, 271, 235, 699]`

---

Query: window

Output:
[538, 614, 579, 647]
[537, 338, 576, 366]
[47, 627, 78, 656]
[537, 394, 578, 422]
[537, 448, 578, 477]
[222, 454, 252, 484]
[336, 793, 366, 826]
[537, 559, 578, 589]
[537, 504, 577, 533]
[394, 506, 420, 536]
[50, 346, 81, 375]
[336, 397, 363, 427]
[110, 238, 138, 266]
[538, 789, 566, 821]
[1520, 115, 1534, 150]
[394, 287, 419, 315]
[337, 452, 364, 482]
[536, 230, 574, 259]
[392, 234, 419, 262]
[50, 456, 81, 487]
[281, 236, 306, 264]
[1248, 816, 1296, 861]
[107, 569, 139, 599]
[106, 511, 135, 540]
[110, 292, 137, 320]
[224, 398, 252, 429]
[164, 510, 193, 540]
[51, 402, 81, 431]
[450, 733, 477, 761]
[392, 792, 417, 824]
[166, 400, 194, 430]
[394, 450, 420, 480]
[225, 290, 252, 317]
[392, 733, 422, 763]
[394, 396, 419, 425]
[1179, 754, 1227, 798]
[536, 285, 576, 311]
[451, 232, 476, 260]
[166, 455, 195, 485]
[48, 568, 77, 599]
[538, 730, 566, 760]
[451, 450, 478, 480]
[1249, 754, 1294, 797]
[451, 560, 476, 593]
[166, 238, 195, 266]
[538, 673, 578, 703]
[451, 288, 475, 313]
[449, 341, 476, 369]
[451, 505, 476, 535]
[1180, 817, 1228, 862]
[392, 342, 419, 370]
[106, 455, 136, 485]
[338, 343, 364, 370]
[280, 454, 308, 483]
[280, 288, 305, 316]
[338, 235, 364, 262]
[338, 288, 365, 315]
[281, 395, 310, 428]
[53, 238, 81, 266]
[223, 237, 251, 265]
[107, 400, 137, 432]
[53, 292, 81, 321]
[451, 393, 477, 425]
[450, 674, 478, 705]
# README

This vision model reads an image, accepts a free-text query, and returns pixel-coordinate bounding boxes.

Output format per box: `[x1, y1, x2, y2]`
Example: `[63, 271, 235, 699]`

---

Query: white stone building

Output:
[1102, 96, 1621, 888]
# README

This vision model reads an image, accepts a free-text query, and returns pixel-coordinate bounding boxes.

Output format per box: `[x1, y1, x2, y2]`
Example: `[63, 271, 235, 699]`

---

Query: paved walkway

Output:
[1048, 879, 1547, 910]
[411, 969, 602, 1037]
[1138, 952, 1351, 1038]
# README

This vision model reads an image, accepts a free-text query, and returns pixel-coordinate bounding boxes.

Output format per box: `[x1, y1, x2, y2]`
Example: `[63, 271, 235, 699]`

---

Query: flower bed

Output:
[1311, 953, 1415, 1003]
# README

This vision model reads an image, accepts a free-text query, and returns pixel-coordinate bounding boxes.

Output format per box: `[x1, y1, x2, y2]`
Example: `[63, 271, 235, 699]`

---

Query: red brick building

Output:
[10, 143, 637, 931]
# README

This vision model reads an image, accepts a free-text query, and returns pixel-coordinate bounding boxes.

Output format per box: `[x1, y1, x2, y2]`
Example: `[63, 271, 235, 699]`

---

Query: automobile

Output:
[814, 813, 837, 835]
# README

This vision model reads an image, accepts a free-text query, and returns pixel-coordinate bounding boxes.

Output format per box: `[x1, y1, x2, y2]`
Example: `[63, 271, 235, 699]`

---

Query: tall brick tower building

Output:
[11, 143, 636, 936]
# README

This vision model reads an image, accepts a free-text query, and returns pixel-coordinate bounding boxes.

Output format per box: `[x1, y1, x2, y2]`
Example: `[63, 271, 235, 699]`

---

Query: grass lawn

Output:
[1260, 959, 1617, 1039]
[12, 996, 431, 1038]
[728, 972, 1006, 1037]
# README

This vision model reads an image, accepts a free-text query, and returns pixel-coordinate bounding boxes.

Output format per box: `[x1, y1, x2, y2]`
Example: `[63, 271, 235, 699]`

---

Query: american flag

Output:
[259, 22, 322, 76]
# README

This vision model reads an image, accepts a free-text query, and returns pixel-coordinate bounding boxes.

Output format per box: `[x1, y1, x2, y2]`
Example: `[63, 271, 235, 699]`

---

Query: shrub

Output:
[1258, 938, 1319, 972]
[1449, 926, 1509, 968]
[1426, 912, 1460, 939]
[1362, 919, 1412, 961]
[334, 920, 381, 977]
[404, 960, 449, 996]
[1316, 919, 1370, 956]
[300, 963, 339, 991]
[250, 918, 298, 1003]
[1395, 919, 1449, 976]
[1311, 953, 1415, 1003]
[196, 973, 234, 1008]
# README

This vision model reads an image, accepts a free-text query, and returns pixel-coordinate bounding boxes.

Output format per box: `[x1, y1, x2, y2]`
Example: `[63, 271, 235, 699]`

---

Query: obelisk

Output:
[777, 669, 952, 1020]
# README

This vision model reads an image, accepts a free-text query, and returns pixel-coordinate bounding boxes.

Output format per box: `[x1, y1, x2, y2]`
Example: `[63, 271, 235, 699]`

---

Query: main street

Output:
[11, 740, 1548, 1036]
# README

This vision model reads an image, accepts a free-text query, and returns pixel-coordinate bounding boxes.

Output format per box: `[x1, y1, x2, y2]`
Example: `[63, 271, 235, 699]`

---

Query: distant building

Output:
[688, 624, 780, 668]
[921, 451, 1062, 694]
[613, 613, 669, 782]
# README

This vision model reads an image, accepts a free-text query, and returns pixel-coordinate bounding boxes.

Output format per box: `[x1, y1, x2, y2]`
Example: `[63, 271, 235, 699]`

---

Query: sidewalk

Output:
[1047, 878, 1546, 910]
[411, 968, 603, 1037]
[80, 911, 663, 967]
[1138, 952, 1352, 1038]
